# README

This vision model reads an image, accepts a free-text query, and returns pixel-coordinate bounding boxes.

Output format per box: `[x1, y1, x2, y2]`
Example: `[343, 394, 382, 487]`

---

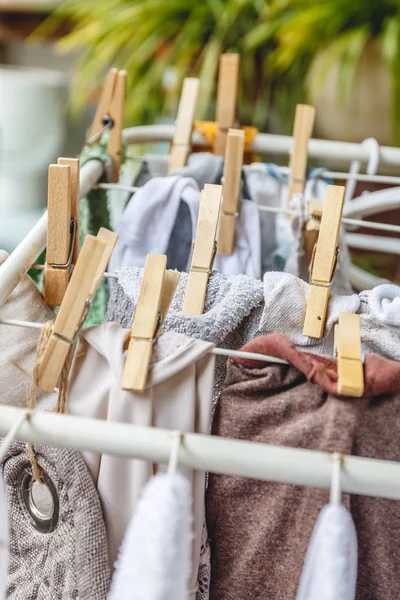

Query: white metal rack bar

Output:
[1, 126, 400, 309]
[123, 125, 400, 169]
[1, 405, 400, 501]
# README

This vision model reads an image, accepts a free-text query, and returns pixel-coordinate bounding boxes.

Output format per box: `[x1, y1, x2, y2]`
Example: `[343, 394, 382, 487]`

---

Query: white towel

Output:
[366, 284, 400, 327]
[297, 503, 357, 600]
[108, 472, 192, 600]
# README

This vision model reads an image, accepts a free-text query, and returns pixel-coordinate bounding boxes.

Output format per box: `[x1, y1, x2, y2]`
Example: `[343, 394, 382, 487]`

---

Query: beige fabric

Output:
[67, 322, 215, 596]
[0, 251, 56, 408]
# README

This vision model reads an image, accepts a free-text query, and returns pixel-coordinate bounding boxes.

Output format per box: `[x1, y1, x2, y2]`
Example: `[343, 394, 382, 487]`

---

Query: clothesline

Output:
[96, 181, 400, 235]
[0, 317, 291, 365]
[1, 404, 400, 501]
[126, 153, 400, 186]
[256, 205, 400, 234]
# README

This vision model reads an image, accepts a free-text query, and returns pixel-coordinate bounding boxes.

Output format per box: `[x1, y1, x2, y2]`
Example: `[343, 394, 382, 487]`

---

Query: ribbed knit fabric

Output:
[261, 272, 400, 360]
[207, 334, 400, 600]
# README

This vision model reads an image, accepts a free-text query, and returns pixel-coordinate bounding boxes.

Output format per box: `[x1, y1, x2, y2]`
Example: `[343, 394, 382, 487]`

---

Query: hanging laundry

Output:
[106, 268, 264, 403]
[243, 163, 331, 274]
[214, 200, 262, 280]
[284, 192, 353, 295]
[108, 176, 200, 273]
[109, 472, 192, 600]
[362, 284, 400, 327]
[67, 323, 214, 598]
[172, 152, 224, 189]
[296, 503, 358, 600]
[0, 251, 56, 409]
[0, 442, 110, 599]
[132, 153, 170, 186]
[261, 272, 400, 360]
[207, 334, 400, 600]
[0, 475, 8, 600]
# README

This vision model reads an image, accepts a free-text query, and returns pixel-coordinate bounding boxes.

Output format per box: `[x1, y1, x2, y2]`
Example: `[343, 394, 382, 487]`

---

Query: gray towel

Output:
[107, 268, 264, 404]
[2, 442, 110, 600]
[171, 153, 224, 188]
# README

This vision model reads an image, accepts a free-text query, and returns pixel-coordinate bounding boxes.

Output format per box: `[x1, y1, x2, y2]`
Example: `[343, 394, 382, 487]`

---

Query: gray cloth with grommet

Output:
[0, 442, 110, 599]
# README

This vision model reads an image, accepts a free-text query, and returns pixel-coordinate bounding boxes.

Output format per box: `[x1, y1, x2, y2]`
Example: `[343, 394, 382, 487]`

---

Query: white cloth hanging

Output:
[296, 503, 357, 600]
[108, 472, 192, 600]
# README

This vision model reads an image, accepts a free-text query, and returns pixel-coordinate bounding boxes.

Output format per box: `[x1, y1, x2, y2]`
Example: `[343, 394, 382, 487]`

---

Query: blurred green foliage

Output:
[35, 0, 400, 137]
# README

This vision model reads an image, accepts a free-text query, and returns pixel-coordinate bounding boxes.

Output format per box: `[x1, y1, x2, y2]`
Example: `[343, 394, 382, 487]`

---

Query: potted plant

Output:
[245, 0, 400, 144]
[35, 0, 276, 130]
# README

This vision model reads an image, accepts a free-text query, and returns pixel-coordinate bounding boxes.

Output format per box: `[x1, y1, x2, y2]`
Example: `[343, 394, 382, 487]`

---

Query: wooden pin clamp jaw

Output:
[44, 163, 74, 307]
[37, 229, 118, 392]
[335, 313, 364, 397]
[288, 104, 316, 205]
[168, 77, 200, 172]
[86, 68, 127, 183]
[303, 185, 345, 339]
[214, 54, 240, 156]
[122, 255, 180, 392]
[304, 197, 323, 261]
[183, 184, 222, 315]
[218, 128, 245, 256]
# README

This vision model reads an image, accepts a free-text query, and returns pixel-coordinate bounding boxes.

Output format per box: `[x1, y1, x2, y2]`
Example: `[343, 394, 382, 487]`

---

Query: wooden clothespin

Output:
[334, 313, 364, 397]
[183, 183, 222, 315]
[287, 104, 316, 206]
[303, 185, 345, 339]
[87, 68, 127, 182]
[122, 254, 180, 391]
[218, 128, 245, 255]
[37, 228, 118, 392]
[44, 163, 73, 307]
[57, 157, 80, 265]
[168, 77, 200, 172]
[304, 196, 323, 261]
[214, 54, 240, 156]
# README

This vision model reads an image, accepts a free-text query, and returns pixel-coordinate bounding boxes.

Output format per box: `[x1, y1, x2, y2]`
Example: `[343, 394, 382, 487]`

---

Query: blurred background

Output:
[1, 0, 399, 278]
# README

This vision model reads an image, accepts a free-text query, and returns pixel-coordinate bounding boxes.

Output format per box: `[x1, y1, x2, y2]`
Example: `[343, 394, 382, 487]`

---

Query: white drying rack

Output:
[2, 404, 400, 501]
[0, 126, 399, 308]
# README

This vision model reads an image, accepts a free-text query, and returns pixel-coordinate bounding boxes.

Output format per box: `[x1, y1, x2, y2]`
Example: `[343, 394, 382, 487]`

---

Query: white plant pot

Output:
[0, 65, 68, 212]
[307, 40, 393, 146]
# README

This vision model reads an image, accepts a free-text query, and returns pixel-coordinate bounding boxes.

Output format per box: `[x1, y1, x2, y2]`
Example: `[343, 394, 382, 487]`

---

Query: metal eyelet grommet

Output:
[20, 469, 59, 534]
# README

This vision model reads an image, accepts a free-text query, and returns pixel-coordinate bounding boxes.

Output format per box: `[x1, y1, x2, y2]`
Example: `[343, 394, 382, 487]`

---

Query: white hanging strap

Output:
[329, 452, 343, 505]
[167, 432, 183, 474]
[90, 182, 400, 235]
